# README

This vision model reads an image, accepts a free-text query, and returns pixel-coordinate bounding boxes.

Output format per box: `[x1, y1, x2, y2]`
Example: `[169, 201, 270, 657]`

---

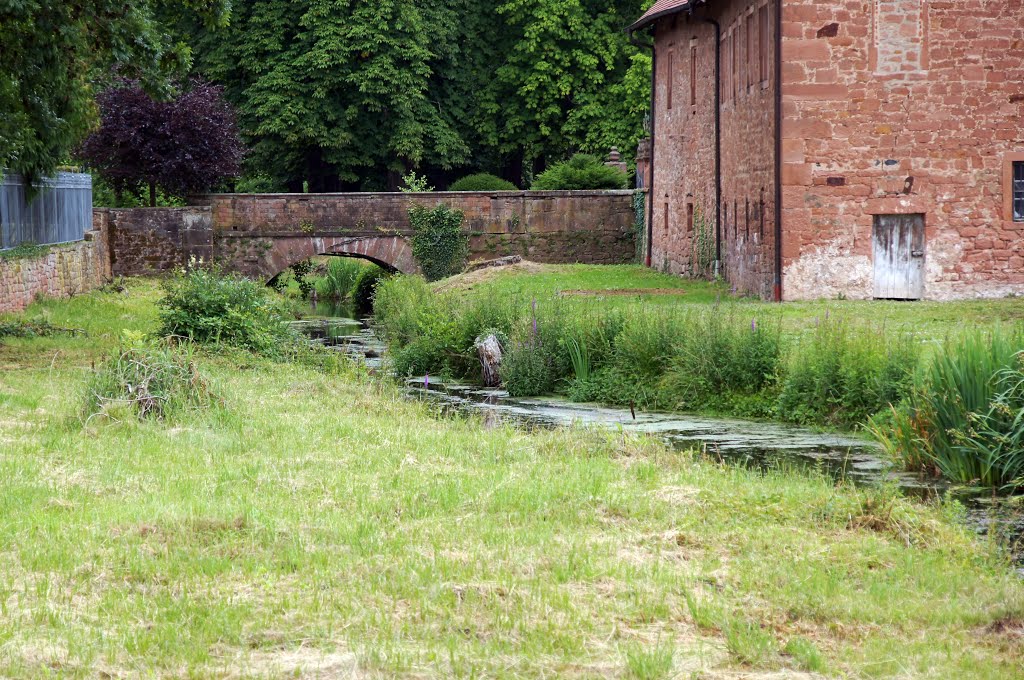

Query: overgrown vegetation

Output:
[374, 275, 920, 428]
[0, 242, 50, 261]
[448, 173, 517, 191]
[352, 265, 390, 315]
[0, 319, 78, 340]
[157, 263, 293, 354]
[314, 258, 365, 300]
[1, 281, 1022, 677]
[530, 153, 629, 190]
[409, 203, 469, 282]
[872, 327, 1024, 489]
[83, 339, 218, 421]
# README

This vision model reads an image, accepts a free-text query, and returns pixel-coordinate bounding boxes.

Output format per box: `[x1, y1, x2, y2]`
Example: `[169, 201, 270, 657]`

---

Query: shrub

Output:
[448, 173, 517, 192]
[778, 316, 919, 427]
[374, 275, 519, 378]
[157, 264, 293, 354]
[314, 258, 365, 300]
[660, 312, 782, 415]
[530, 154, 628, 191]
[873, 328, 1024, 488]
[352, 265, 390, 315]
[409, 203, 469, 281]
[84, 341, 218, 421]
[501, 300, 573, 396]
[288, 259, 317, 298]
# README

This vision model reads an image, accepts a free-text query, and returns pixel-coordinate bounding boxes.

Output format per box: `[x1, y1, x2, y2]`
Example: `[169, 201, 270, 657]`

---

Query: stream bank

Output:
[295, 310, 1024, 569]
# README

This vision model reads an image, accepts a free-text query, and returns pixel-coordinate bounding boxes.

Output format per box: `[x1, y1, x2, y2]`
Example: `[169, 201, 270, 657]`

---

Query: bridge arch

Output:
[255, 235, 418, 283]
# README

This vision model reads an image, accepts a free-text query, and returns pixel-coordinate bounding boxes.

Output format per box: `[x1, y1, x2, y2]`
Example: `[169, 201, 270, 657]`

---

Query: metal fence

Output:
[0, 172, 93, 249]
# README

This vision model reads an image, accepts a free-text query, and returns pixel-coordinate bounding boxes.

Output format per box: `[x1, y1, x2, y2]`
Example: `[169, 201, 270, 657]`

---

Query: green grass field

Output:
[1, 280, 1023, 678]
[442, 263, 1024, 338]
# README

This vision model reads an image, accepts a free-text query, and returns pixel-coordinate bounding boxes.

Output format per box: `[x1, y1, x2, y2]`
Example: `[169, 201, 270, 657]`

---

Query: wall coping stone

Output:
[191, 190, 636, 203]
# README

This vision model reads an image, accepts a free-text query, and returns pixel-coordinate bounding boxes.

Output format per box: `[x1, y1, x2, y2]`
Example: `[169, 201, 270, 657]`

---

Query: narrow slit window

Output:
[664, 203, 670, 232]
[745, 198, 750, 238]
[666, 50, 674, 110]
[746, 14, 755, 89]
[690, 45, 697, 106]
[731, 31, 738, 102]
[723, 204, 728, 240]
[759, 189, 766, 237]
[759, 5, 769, 83]
[687, 203, 695, 233]
[1014, 161, 1024, 222]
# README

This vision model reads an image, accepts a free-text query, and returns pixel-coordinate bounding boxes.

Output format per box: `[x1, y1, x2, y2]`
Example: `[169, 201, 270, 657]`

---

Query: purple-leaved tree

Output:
[80, 80, 245, 206]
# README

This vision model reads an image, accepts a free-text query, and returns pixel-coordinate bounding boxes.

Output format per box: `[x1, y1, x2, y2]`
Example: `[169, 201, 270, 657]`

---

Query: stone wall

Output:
[648, 0, 778, 297]
[101, 191, 636, 281]
[200, 191, 636, 275]
[0, 217, 111, 313]
[106, 207, 213, 276]
[780, 0, 1024, 300]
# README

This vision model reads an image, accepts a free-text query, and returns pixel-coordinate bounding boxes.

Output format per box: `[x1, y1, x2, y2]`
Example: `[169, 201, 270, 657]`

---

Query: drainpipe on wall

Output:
[628, 29, 656, 268]
[773, 0, 783, 302]
[690, 9, 722, 271]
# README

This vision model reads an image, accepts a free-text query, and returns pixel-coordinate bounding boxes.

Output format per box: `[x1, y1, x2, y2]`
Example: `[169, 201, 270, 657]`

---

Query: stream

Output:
[294, 306, 1024, 570]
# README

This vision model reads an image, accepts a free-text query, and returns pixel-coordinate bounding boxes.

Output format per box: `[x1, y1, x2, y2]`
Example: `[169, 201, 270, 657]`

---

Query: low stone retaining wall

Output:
[105, 207, 212, 277]
[0, 219, 111, 313]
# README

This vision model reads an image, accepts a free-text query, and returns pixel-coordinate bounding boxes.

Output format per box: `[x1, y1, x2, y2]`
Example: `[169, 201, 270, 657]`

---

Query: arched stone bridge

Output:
[102, 191, 638, 281]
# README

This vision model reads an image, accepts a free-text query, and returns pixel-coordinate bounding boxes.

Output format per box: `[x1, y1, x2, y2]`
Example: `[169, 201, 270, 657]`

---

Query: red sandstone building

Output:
[629, 0, 1024, 300]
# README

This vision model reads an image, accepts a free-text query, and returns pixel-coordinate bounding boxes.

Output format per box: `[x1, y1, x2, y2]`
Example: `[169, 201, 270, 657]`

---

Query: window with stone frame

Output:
[1015, 161, 1024, 222]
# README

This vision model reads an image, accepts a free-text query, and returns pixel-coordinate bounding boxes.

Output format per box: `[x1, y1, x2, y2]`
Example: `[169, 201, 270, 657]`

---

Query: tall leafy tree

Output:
[79, 80, 245, 205]
[181, 0, 470, 191]
[478, 0, 649, 182]
[0, 0, 230, 185]
[175, 0, 650, 190]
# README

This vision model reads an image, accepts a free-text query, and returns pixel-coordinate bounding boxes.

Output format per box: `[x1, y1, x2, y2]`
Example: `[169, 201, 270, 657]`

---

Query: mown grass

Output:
[435, 263, 1024, 338]
[0, 283, 1023, 677]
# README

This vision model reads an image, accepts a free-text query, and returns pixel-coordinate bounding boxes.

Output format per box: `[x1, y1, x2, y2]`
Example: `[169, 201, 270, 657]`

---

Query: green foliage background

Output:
[0, 1, 230, 184]
[173, 0, 652, 191]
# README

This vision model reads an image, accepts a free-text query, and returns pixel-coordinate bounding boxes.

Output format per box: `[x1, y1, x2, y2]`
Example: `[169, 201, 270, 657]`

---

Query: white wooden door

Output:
[872, 214, 925, 299]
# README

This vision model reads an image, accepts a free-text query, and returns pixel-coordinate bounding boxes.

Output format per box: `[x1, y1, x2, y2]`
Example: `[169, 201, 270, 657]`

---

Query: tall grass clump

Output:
[314, 257, 365, 300]
[157, 264, 294, 354]
[373, 275, 517, 378]
[569, 310, 682, 407]
[501, 299, 575, 396]
[84, 340, 218, 421]
[778, 316, 920, 427]
[873, 327, 1024, 488]
[352, 264, 390, 315]
[661, 312, 782, 416]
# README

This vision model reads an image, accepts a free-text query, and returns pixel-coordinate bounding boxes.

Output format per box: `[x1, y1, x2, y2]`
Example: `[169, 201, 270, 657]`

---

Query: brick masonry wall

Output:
[649, 0, 778, 297]
[720, 0, 778, 298]
[106, 207, 213, 276]
[194, 191, 636, 279]
[0, 214, 111, 313]
[780, 0, 1024, 300]
[650, 15, 719, 277]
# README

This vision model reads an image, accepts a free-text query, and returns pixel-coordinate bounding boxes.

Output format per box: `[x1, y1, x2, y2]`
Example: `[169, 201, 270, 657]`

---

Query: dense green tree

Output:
[0, 0, 229, 185]
[478, 0, 649, 182]
[177, 0, 650, 190]
[180, 0, 472, 191]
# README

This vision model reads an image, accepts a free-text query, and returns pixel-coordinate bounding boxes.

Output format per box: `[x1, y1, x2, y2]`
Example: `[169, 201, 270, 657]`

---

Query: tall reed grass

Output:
[872, 327, 1024, 489]
[373, 277, 925, 430]
[313, 258, 365, 300]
